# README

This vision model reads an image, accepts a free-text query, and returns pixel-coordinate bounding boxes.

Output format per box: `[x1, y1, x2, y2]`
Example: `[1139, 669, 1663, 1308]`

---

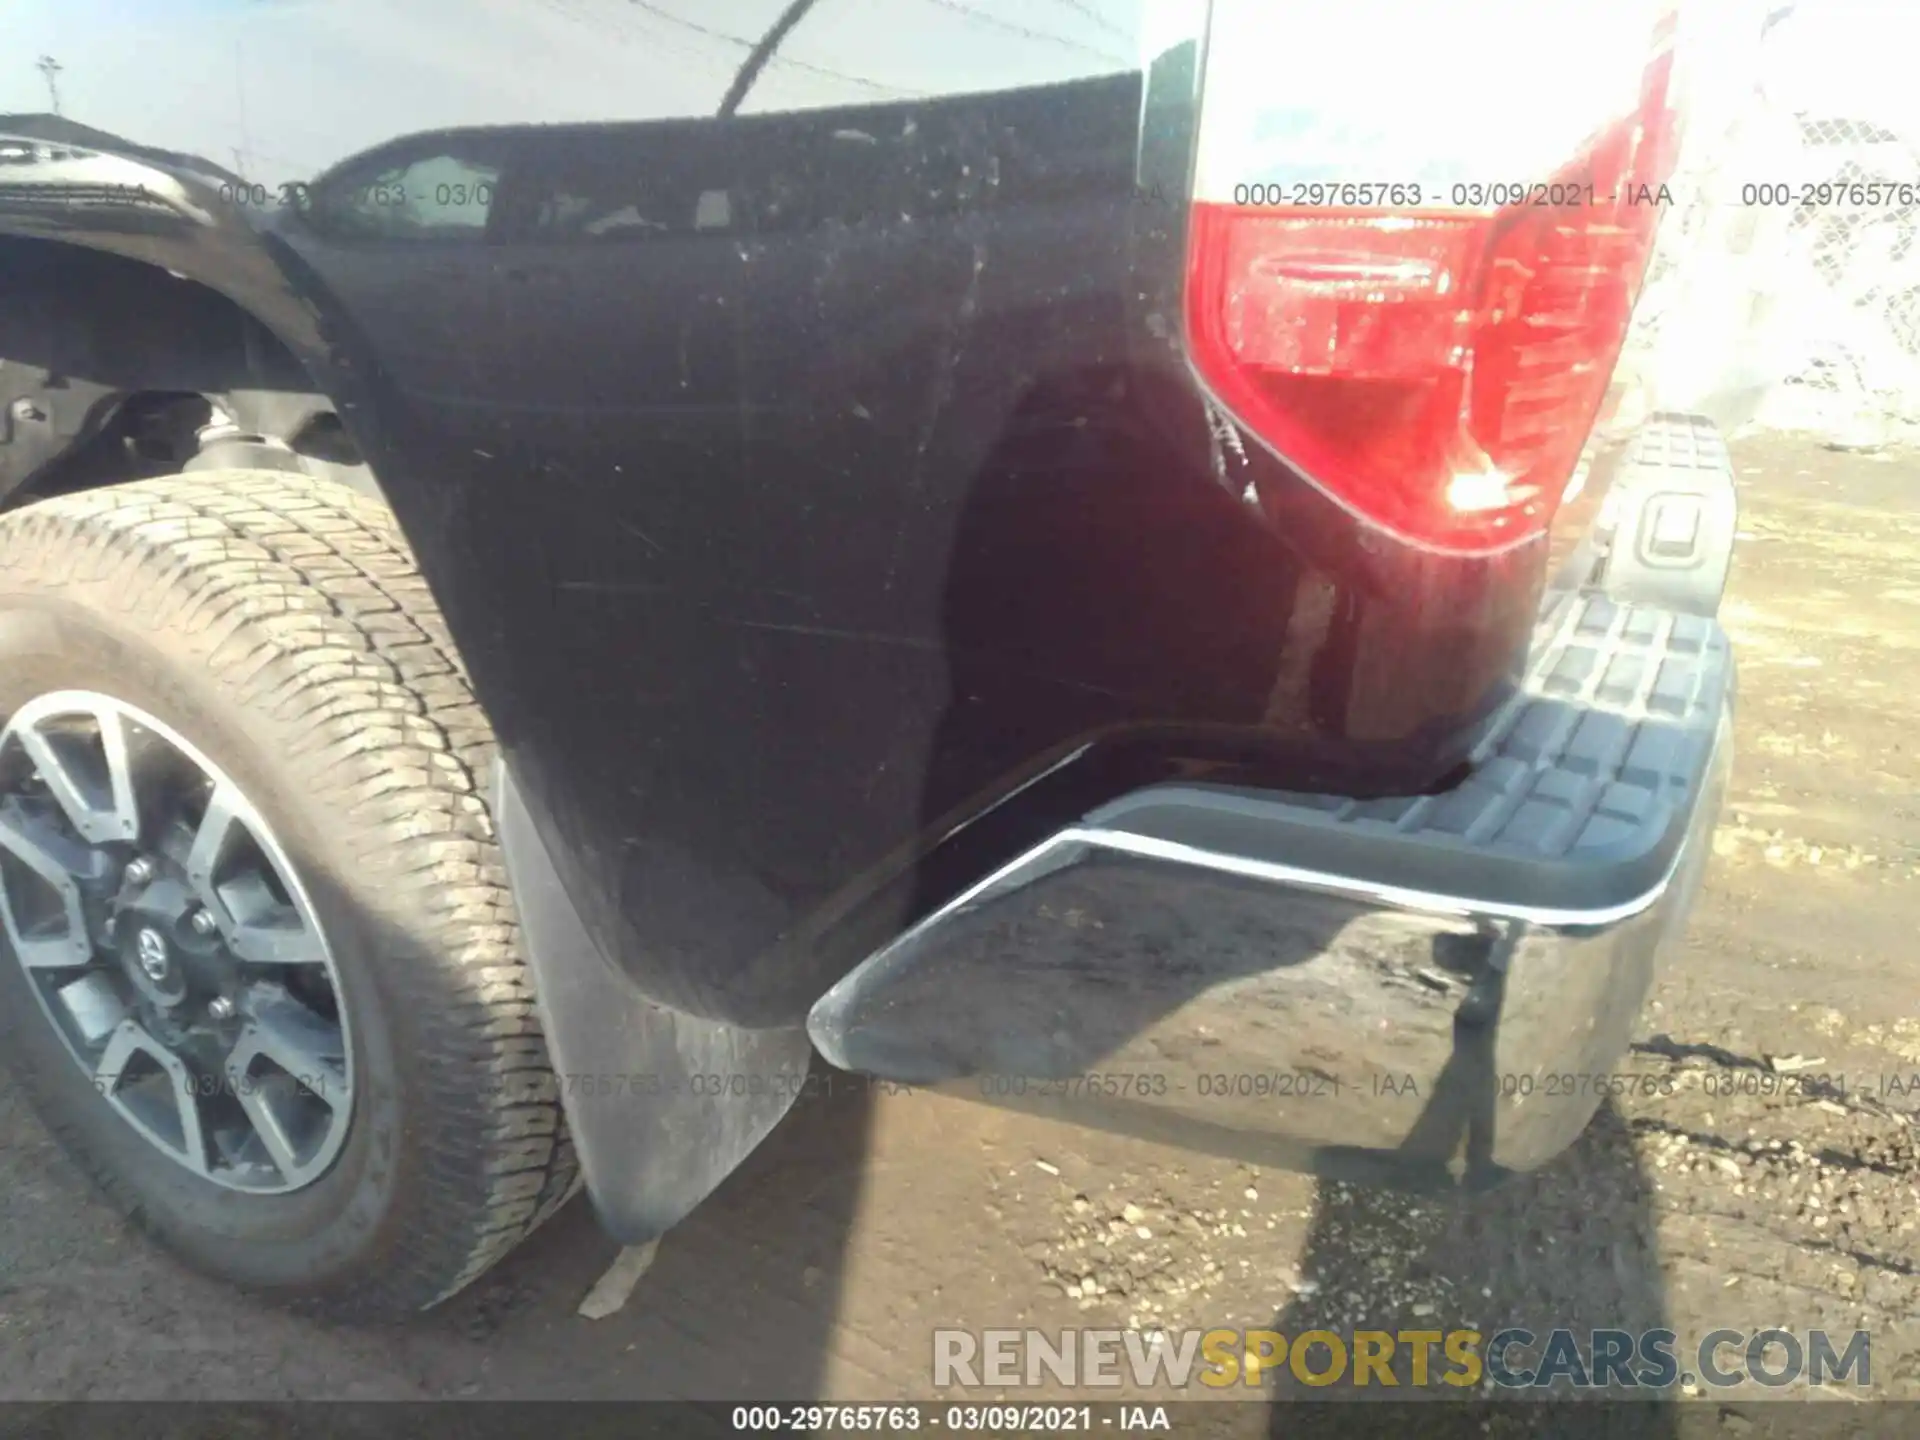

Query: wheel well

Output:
[0, 234, 379, 505]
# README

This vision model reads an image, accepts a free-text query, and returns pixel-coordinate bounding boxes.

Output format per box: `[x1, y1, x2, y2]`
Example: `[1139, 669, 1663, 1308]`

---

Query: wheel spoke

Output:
[210, 867, 329, 966]
[226, 993, 349, 1182]
[229, 916, 328, 967]
[245, 995, 349, 1105]
[98, 708, 143, 844]
[95, 1019, 211, 1174]
[185, 784, 241, 899]
[0, 804, 92, 968]
[93, 1020, 149, 1092]
[235, 1082, 303, 1179]
[14, 709, 141, 846]
[14, 724, 90, 834]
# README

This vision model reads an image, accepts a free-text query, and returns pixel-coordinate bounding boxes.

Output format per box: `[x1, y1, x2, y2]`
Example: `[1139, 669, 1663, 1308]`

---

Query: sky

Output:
[4, 1, 1914, 195]
[0, 0, 1147, 186]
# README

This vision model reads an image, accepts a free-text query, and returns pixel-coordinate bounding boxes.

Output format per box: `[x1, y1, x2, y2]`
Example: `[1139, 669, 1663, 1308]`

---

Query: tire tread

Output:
[0, 470, 581, 1314]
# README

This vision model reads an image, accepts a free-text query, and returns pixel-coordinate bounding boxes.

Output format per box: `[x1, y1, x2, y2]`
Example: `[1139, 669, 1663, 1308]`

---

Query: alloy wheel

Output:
[0, 691, 351, 1193]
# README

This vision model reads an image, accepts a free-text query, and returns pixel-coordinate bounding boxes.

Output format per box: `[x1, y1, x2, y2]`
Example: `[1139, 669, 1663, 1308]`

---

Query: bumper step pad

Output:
[1086, 590, 1731, 922]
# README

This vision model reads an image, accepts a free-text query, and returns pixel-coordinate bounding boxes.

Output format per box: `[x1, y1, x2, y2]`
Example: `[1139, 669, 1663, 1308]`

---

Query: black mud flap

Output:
[495, 760, 812, 1244]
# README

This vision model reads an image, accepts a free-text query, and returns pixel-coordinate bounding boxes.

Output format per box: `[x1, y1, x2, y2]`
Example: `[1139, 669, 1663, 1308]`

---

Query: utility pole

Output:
[37, 56, 63, 116]
[233, 40, 252, 180]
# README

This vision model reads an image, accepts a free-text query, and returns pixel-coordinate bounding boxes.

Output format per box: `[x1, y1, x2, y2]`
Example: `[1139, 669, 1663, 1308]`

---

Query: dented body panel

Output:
[2, 1, 1559, 1027]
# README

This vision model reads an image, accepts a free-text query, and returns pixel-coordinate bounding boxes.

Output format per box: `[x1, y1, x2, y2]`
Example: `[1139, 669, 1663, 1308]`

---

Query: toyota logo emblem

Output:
[135, 927, 170, 982]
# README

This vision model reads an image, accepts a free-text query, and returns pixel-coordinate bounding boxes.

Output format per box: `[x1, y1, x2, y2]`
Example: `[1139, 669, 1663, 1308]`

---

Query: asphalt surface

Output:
[3, 433, 1919, 1427]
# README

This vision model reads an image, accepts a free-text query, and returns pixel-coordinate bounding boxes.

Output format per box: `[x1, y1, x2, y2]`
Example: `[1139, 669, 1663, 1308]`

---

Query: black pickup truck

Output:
[0, 0, 1737, 1317]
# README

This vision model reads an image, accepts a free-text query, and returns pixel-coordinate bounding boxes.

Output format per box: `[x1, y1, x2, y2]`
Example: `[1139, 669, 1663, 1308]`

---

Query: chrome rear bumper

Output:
[809, 592, 1734, 1186]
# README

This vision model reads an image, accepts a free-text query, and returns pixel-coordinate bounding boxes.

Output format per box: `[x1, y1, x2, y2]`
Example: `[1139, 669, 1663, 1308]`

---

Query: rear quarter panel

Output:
[0, 0, 1549, 1024]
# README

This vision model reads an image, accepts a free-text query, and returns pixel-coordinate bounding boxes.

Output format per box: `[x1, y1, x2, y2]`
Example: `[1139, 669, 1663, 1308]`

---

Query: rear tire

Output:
[0, 470, 579, 1317]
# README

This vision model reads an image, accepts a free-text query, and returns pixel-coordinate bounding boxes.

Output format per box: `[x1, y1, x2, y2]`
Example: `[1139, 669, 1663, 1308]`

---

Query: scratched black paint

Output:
[0, 1, 1550, 1025]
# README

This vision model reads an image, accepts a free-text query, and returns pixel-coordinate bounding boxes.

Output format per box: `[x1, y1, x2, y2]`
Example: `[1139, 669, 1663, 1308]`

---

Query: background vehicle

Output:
[0, 0, 1737, 1316]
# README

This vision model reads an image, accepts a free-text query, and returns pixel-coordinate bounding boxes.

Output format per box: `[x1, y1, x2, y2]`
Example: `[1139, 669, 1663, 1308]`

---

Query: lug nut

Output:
[189, 908, 219, 936]
[124, 856, 154, 885]
[208, 996, 236, 1021]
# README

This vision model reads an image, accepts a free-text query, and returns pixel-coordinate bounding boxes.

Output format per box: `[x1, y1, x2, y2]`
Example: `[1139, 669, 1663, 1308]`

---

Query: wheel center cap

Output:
[135, 927, 171, 982]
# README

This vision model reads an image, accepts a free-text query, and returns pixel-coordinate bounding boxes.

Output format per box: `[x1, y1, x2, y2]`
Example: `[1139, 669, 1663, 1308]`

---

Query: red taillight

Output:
[1186, 15, 1679, 552]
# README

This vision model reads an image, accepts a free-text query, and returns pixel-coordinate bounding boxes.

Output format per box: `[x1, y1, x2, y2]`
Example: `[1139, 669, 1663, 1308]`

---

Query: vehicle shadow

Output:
[902, 365, 1682, 1431]
[1261, 1102, 1677, 1433]
[399, 1075, 879, 1401]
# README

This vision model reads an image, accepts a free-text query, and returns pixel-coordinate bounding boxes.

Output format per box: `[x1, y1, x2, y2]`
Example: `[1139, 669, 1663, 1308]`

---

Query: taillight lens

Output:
[1186, 1, 1682, 552]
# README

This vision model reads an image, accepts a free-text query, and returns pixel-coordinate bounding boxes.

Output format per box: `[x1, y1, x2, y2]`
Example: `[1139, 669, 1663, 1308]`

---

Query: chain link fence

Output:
[1605, 3, 1920, 445]
[1765, 114, 1920, 437]
[1734, 3, 1920, 442]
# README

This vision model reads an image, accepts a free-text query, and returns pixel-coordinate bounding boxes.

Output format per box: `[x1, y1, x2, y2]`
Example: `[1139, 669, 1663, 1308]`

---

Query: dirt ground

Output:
[4, 433, 1920, 1423]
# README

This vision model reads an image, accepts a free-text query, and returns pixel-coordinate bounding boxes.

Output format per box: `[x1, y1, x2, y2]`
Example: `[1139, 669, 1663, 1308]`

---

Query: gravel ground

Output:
[3, 433, 1919, 1427]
